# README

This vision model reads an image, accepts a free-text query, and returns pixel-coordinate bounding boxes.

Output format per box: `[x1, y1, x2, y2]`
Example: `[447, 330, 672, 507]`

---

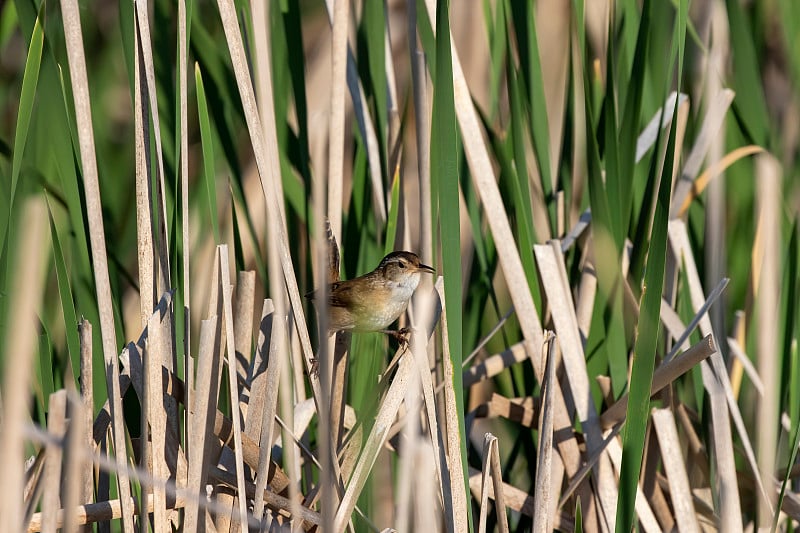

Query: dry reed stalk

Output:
[41, 390, 67, 533]
[651, 408, 701, 533]
[435, 279, 468, 533]
[532, 335, 556, 533]
[605, 436, 661, 532]
[234, 271, 256, 394]
[321, 0, 387, 225]
[463, 342, 529, 387]
[669, 219, 764, 516]
[534, 241, 618, 524]
[246, 300, 275, 435]
[214, 0, 319, 405]
[61, 392, 85, 533]
[471, 394, 539, 427]
[133, 14, 156, 325]
[755, 153, 781, 526]
[27, 495, 182, 533]
[332, 349, 415, 532]
[421, 0, 545, 360]
[251, 300, 282, 521]
[246, 2, 297, 525]
[569, 18, 587, 225]
[405, 280, 447, 521]
[477, 434, 508, 533]
[314, 7, 347, 528]
[408, 0, 433, 266]
[395, 343, 424, 533]
[250, 0, 285, 218]
[536, 0, 570, 198]
[467, 467, 575, 530]
[183, 316, 221, 531]
[727, 337, 764, 396]
[324, 0, 348, 244]
[133, 0, 171, 298]
[177, 0, 191, 401]
[600, 335, 716, 428]
[412, 444, 441, 533]
[218, 245, 249, 532]
[144, 304, 170, 532]
[58, 0, 133, 527]
[670, 89, 735, 217]
[78, 319, 94, 512]
[662, 278, 728, 363]
[24, 450, 47, 527]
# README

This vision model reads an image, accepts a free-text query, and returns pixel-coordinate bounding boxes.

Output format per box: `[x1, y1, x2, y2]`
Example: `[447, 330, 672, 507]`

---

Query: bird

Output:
[307, 251, 435, 342]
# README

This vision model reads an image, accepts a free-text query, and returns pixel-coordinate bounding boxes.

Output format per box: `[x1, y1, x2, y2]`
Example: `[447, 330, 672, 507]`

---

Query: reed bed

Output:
[2, 0, 800, 531]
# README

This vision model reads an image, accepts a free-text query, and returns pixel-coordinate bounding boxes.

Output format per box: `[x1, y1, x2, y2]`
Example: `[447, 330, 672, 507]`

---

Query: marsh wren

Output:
[307, 251, 434, 340]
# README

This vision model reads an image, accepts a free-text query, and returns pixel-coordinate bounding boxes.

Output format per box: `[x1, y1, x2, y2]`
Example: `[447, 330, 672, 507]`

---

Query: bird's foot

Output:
[380, 327, 411, 352]
[310, 357, 320, 377]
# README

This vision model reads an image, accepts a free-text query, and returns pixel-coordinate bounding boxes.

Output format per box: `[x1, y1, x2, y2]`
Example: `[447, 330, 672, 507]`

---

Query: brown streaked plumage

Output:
[307, 251, 434, 333]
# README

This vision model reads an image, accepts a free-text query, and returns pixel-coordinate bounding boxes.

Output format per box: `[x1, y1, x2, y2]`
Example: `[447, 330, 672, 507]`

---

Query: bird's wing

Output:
[328, 281, 356, 308]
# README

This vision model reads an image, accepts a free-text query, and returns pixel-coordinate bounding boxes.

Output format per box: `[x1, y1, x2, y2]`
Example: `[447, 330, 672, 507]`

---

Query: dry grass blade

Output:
[651, 408, 700, 533]
[57, 1, 133, 528]
[675, 145, 764, 217]
[23, 450, 46, 527]
[532, 335, 556, 533]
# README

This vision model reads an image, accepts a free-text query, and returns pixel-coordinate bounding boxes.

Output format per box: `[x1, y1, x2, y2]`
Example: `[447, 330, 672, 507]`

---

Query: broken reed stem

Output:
[601, 334, 716, 428]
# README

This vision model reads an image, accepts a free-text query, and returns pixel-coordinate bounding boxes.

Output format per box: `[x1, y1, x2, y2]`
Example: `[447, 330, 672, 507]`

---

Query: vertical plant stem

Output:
[58, 1, 133, 528]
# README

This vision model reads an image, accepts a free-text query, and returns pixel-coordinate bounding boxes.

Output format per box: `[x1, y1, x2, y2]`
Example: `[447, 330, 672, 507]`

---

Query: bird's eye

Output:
[398, 261, 406, 268]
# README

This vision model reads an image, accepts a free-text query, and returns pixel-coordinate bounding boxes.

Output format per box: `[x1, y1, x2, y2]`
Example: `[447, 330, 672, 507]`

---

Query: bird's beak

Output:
[418, 263, 435, 274]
